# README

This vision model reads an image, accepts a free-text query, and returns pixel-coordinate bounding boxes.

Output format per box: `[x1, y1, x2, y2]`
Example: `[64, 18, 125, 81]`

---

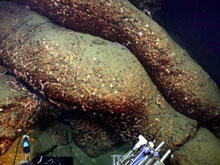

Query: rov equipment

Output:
[112, 135, 171, 165]
[18, 127, 31, 165]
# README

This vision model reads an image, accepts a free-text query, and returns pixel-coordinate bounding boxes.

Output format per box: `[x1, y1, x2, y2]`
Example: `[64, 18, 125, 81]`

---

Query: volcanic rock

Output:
[0, 2, 198, 151]
[0, 66, 44, 154]
[3, 2, 218, 164]
[11, 0, 220, 136]
[171, 128, 220, 164]
[0, 65, 123, 158]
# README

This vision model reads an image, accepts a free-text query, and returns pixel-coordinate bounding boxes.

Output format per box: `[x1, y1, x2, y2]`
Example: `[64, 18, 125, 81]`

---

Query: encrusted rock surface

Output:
[0, 1, 198, 153]
[0, 96, 44, 154]
[68, 111, 122, 158]
[0, 2, 148, 115]
[11, 0, 220, 136]
[1, 2, 220, 164]
[171, 128, 220, 164]
[0, 65, 123, 158]
[0, 65, 44, 155]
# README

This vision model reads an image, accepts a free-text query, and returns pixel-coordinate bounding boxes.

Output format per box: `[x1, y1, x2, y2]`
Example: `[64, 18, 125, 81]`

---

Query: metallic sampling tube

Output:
[140, 141, 165, 165]
[152, 150, 172, 165]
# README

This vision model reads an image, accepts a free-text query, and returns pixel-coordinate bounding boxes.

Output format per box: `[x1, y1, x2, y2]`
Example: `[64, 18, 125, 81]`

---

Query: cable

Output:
[13, 136, 21, 165]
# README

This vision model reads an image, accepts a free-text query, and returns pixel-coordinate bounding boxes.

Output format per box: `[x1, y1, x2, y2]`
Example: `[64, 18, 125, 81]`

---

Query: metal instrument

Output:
[112, 135, 171, 165]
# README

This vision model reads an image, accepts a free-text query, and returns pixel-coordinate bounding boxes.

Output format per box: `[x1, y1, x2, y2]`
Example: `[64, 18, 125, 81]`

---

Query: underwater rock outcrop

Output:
[1, 2, 220, 164]
[0, 65, 44, 155]
[0, 1, 198, 153]
[0, 96, 43, 154]
[0, 3, 146, 116]
[171, 128, 220, 164]
[0, 66, 122, 158]
[68, 111, 122, 158]
[11, 0, 220, 136]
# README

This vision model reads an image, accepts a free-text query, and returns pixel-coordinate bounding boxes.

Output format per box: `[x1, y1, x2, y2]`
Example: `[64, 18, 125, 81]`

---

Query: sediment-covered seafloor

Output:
[0, 1, 220, 164]
[11, 0, 220, 136]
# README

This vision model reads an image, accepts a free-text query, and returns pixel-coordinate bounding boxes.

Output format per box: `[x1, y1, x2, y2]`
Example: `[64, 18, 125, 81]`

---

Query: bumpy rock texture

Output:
[11, 0, 220, 136]
[0, 65, 45, 154]
[0, 96, 44, 154]
[68, 111, 122, 158]
[0, 1, 197, 152]
[171, 128, 220, 164]
[1, 2, 220, 164]
[0, 65, 122, 158]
